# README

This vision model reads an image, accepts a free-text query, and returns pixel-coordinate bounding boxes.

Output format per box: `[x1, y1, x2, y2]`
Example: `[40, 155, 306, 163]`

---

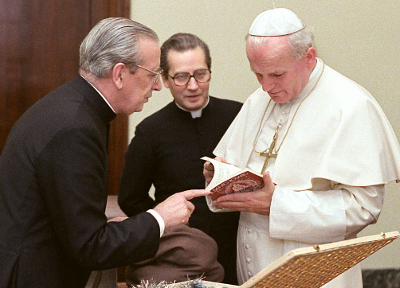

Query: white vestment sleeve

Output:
[269, 182, 384, 244]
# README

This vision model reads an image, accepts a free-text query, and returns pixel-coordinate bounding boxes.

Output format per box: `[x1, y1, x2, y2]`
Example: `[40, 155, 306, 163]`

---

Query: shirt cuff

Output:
[146, 209, 165, 237]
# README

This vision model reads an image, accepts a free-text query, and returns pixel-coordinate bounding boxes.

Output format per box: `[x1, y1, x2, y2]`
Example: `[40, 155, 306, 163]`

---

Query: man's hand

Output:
[203, 156, 227, 184]
[107, 216, 128, 222]
[212, 171, 275, 215]
[153, 189, 210, 228]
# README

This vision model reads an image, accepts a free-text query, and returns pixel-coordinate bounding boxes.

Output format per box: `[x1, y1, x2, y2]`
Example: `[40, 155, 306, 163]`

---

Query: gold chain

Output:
[253, 63, 325, 156]
[252, 100, 275, 154]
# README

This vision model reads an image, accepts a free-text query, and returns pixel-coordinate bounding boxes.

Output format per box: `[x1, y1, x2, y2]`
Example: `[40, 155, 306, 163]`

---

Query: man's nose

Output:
[153, 79, 162, 91]
[261, 77, 276, 92]
[186, 76, 199, 90]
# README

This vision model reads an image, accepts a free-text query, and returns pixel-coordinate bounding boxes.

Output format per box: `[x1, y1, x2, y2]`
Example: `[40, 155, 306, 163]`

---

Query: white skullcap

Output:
[249, 8, 305, 37]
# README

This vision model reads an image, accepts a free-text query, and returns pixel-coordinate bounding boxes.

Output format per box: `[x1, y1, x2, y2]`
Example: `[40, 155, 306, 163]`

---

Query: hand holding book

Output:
[201, 157, 264, 199]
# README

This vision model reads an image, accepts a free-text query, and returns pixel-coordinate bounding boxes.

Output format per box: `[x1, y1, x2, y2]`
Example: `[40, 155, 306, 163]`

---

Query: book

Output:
[201, 157, 264, 199]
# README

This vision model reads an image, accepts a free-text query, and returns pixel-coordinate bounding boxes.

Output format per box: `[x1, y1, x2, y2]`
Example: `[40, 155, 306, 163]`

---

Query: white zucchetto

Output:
[249, 8, 305, 37]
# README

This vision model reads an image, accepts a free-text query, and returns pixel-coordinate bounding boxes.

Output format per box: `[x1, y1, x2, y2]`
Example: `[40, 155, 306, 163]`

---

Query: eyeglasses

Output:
[168, 69, 211, 86]
[137, 65, 163, 83]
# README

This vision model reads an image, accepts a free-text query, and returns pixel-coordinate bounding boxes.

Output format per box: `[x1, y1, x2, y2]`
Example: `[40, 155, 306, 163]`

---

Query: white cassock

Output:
[209, 59, 400, 287]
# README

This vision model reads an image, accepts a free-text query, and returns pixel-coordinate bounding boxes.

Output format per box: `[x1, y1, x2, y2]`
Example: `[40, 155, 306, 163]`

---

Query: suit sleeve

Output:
[118, 124, 157, 216]
[35, 125, 160, 270]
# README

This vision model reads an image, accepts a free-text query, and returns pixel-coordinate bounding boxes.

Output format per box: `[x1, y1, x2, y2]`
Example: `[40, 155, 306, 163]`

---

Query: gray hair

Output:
[79, 17, 159, 78]
[246, 27, 314, 59]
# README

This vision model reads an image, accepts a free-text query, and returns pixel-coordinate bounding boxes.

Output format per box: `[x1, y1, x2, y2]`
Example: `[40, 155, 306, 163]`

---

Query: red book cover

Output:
[210, 170, 264, 199]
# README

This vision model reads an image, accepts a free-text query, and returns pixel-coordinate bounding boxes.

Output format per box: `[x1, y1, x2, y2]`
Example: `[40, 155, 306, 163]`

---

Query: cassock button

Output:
[248, 271, 253, 277]
[246, 258, 252, 263]
[245, 244, 250, 249]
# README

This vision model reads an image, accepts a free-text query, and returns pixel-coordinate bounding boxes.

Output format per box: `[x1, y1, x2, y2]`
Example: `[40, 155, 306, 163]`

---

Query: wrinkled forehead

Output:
[246, 37, 296, 70]
[138, 38, 161, 68]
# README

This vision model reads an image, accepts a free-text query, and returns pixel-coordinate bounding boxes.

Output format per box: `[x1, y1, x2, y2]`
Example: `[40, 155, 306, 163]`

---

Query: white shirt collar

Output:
[175, 96, 210, 118]
[309, 58, 322, 82]
[81, 76, 116, 113]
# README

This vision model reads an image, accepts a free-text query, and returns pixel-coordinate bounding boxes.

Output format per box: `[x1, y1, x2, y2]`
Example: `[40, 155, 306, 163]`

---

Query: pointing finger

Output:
[182, 189, 210, 200]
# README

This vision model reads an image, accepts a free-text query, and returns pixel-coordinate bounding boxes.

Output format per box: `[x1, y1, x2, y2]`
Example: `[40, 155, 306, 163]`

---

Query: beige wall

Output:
[129, 0, 400, 269]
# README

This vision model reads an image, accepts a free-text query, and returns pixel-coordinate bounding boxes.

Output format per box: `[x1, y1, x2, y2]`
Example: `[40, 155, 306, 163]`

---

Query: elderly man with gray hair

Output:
[203, 8, 400, 287]
[0, 17, 208, 288]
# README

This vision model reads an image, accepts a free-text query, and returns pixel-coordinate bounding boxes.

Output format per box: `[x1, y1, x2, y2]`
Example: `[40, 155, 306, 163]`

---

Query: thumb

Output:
[262, 171, 276, 190]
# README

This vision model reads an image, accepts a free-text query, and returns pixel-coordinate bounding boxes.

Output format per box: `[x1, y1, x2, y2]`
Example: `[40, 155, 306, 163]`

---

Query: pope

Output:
[203, 8, 400, 287]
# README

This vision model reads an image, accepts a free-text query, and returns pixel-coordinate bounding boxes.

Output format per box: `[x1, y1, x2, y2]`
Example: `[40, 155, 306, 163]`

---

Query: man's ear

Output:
[305, 47, 317, 66]
[112, 63, 125, 89]
[162, 75, 171, 89]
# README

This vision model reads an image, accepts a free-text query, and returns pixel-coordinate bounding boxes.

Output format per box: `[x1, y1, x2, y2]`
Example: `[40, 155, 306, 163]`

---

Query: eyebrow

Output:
[173, 67, 209, 73]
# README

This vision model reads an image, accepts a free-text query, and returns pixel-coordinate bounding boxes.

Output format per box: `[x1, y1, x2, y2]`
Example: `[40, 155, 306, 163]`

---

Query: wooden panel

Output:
[0, 0, 130, 195]
[0, 0, 90, 148]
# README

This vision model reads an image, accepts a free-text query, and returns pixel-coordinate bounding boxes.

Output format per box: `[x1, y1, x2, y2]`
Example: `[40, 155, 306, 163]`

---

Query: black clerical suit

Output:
[0, 76, 160, 288]
[119, 96, 242, 284]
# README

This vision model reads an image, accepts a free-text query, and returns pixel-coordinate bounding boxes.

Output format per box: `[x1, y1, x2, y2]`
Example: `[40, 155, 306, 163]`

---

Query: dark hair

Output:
[160, 33, 211, 75]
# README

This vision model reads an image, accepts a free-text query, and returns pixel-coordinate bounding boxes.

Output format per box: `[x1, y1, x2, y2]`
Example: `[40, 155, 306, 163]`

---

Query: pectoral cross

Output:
[259, 126, 279, 174]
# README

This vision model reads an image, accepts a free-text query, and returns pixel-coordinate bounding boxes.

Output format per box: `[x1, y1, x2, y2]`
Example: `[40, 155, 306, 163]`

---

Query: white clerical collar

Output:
[175, 96, 210, 118]
[310, 58, 322, 82]
[81, 76, 116, 113]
